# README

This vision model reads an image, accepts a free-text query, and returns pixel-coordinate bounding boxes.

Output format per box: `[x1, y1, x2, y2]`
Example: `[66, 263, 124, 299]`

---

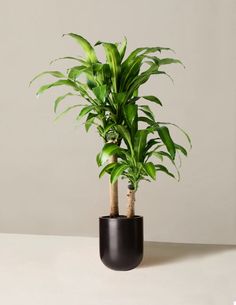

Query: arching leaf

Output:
[157, 126, 176, 159]
[63, 33, 98, 63]
[36, 79, 78, 96]
[110, 163, 129, 184]
[29, 71, 65, 86]
[143, 162, 156, 180]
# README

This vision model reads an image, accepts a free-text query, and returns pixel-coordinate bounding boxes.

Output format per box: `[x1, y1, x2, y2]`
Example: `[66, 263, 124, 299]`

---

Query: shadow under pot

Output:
[99, 215, 143, 271]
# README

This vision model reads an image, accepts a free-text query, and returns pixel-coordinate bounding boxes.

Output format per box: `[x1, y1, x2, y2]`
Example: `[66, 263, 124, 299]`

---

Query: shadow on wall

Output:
[139, 241, 236, 268]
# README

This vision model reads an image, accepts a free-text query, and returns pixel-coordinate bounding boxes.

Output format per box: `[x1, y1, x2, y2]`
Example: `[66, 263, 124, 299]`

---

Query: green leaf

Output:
[54, 104, 84, 121]
[54, 92, 76, 113]
[29, 71, 65, 86]
[68, 66, 91, 80]
[110, 163, 129, 184]
[143, 162, 156, 180]
[118, 36, 127, 61]
[101, 42, 121, 92]
[85, 113, 97, 132]
[123, 104, 138, 127]
[142, 95, 162, 106]
[139, 105, 155, 121]
[92, 85, 107, 102]
[157, 126, 176, 159]
[155, 164, 175, 178]
[120, 56, 143, 91]
[138, 116, 154, 125]
[36, 79, 78, 96]
[76, 105, 94, 121]
[158, 122, 192, 149]
[175, 143, 187, 156]
[99, 162, 116, 178]
[50, 56, 86, 65]
[158, 58, 184, 67]
[134, 130, 148, 161]
[116, 125, 133, 153]
[99, 143, 120, 165]
[151, 151, 164, 161]
[63, 33, 98, 63]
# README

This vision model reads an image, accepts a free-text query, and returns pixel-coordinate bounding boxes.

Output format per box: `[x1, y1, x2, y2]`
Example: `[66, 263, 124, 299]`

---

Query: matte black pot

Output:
[99, 215, 143, 271]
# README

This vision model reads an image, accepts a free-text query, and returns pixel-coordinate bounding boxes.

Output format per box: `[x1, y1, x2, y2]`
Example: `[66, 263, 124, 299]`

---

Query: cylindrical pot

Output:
[99, 215, 143, 271]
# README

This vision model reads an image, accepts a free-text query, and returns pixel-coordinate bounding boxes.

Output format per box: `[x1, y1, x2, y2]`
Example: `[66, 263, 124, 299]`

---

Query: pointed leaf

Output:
[92, 85, 107, 102]
[54, 104, 84, 121]
[76, 105, 94, 121]
[54, 92, 76, 113]
[36, 79, 78, 96]
[99, 162, 117, 178]
[143, 162, 156, 180]
[157, 126, 176, 159]
[99, 143, 120, 165]
[175, 143, 187, 156]
[110, 164, 129, 184]
[139, 105, 155, 121]
[155, 164, 175, 178]
[158, 122, 192, 148]
[134, 130, 148, 161]
[118, 36, 127, 61]
[123, 104, 138, 127]
[143, 95, 162, 106]
[102, 42, 121, 92]
[63, 33, 98, 63]
[30, 71, 65, 86]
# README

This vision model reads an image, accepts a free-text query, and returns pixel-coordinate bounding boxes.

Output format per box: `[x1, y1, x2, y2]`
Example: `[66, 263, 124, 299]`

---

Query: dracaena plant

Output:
[30, 33, 191, 219]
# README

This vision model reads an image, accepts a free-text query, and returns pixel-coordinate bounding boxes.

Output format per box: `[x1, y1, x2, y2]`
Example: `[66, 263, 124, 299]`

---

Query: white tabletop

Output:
[0, 233, 235, 305]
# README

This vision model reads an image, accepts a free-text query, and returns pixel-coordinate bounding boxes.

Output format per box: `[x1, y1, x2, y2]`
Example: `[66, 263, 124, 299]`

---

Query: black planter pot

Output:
[99, 215, 143, 271]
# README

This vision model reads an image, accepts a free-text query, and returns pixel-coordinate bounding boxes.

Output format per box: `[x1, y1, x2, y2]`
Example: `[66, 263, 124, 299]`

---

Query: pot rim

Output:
[99, 215, 143, 221]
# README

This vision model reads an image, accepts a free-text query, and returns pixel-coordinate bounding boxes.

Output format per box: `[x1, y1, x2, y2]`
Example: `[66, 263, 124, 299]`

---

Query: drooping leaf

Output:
[54, 104, 84, 121]
[68, 66, 91, 80]
[158, 122, 192, 148]
[151, 151, 164, 161]
[76, 105, 94, 121]
[36, 79, 78, 96]
[174, 143, 187, 156]
[155, 164, 175, 178]
[29, 71, 65, 86]
[63, 33, 98, 63]
[142, 95, 163, 106]
[139, 105, 155, 121]
[143, 162, 156, 180]
[99, 143, 120, 165]
[84, 112, 97, 132]
[158, 58, 184, 67]
[157, 126, 176, 159]
[50, 56, 87, 65]
[54, 92, 77, 113]
[99, 162, 117, 178]
[110, 163, 129, 184]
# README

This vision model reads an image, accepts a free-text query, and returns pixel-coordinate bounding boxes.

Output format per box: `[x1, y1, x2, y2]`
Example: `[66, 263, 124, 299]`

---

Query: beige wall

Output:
[0, 0, 235, 244]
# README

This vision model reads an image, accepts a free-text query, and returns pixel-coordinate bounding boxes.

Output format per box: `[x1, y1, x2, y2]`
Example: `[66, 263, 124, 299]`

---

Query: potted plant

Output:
[30, 33, 191, 271]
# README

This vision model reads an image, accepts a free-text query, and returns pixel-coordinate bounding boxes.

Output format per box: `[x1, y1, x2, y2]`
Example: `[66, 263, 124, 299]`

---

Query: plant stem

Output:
[126, 187, 136, 218]
[109, 155, 119, 217]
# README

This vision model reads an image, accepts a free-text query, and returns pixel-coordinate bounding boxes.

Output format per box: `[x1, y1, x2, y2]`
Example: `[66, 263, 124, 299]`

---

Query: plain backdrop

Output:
[0, 0, 235, 244]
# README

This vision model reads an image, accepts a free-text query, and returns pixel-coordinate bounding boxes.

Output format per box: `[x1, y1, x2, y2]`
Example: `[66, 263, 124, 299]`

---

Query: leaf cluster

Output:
[30, 33, 191, 190]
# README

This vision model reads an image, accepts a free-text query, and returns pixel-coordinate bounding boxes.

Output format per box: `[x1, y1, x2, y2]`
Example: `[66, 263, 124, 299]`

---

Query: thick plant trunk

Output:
[109, 155, 119, 217]
[126, 187, 136, 218]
